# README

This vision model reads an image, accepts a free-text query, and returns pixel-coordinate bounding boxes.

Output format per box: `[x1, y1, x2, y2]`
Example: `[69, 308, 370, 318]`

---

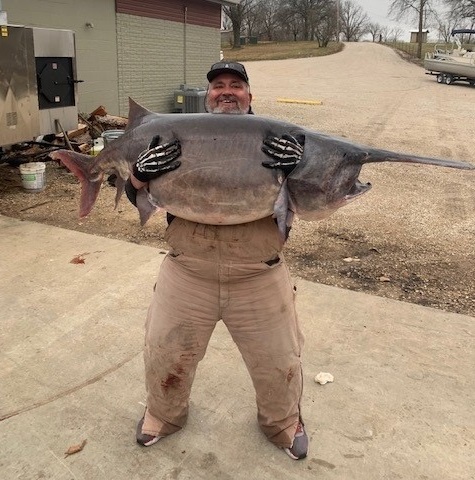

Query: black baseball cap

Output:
[207, 61, 249, 84]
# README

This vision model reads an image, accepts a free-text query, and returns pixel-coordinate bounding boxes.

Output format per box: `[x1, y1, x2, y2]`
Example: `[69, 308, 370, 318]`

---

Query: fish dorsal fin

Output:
[126, 98, 156, 131]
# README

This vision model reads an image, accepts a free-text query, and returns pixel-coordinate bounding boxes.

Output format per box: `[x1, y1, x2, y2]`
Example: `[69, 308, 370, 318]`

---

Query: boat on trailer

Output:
[424, 29, 475, 86]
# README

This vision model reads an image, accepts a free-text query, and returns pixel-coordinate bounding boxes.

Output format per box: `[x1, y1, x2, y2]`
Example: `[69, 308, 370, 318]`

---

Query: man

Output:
[126, 61, 308, 460]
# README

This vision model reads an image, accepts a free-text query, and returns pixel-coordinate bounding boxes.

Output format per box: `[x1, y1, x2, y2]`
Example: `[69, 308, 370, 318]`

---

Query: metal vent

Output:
[183, 90, 206, 113]
[173, 86, 207, 113]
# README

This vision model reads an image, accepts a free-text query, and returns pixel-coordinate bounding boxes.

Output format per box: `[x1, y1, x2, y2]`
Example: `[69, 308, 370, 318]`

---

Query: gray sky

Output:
[354, 0, 415, 40]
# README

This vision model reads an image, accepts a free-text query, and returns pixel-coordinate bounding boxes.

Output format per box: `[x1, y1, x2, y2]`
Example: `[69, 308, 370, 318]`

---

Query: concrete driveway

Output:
[1, 215, 473, 480]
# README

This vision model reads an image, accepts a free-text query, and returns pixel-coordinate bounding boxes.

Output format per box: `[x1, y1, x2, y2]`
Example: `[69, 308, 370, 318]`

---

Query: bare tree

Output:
[243, 4, 261, 39]
[255, 0, 282, 41]
[314, 1, 338, 47]
[222, 0, 341, 44]
[443, 0, 475, 20]
[379, 25, 390, 42]
[387, 26, 405, 42]
[339, 0, 370, 42]
[433, 7, 462, 42]
[284, 0, 323, 41]
[367, 22, 384, 42]
[437, 19, 460, 42]
[388, 0, 436, 57]
[274, 3, 302, 41]
[223, 0, 256, 48]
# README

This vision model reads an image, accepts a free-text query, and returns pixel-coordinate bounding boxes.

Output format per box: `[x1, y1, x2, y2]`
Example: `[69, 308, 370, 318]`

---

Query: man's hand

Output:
[261, 134, 305, 176]
[133, 134, 181, 183]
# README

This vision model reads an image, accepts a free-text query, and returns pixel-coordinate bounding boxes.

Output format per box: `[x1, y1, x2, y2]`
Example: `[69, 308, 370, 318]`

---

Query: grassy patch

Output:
[221, 41, 344, 62]
[221, 40, 472, 66]
[388, 42, 443, 59]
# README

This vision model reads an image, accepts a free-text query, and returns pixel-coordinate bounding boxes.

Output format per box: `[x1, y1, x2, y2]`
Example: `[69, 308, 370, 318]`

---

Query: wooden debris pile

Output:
[0, 105, 128, 165]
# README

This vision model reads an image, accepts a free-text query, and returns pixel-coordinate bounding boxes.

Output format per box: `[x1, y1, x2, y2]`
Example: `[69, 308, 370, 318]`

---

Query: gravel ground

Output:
[1, 42, 474, 315]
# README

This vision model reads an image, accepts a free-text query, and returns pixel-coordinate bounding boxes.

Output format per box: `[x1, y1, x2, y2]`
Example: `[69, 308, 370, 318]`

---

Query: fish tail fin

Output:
[51, 149, 103, 218]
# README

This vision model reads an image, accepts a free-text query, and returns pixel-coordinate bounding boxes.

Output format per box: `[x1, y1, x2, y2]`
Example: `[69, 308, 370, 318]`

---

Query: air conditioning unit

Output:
[173, 85, 207, 114]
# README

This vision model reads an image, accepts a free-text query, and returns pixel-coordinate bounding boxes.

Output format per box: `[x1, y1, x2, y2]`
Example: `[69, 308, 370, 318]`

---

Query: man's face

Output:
[205, 73, 252, 114]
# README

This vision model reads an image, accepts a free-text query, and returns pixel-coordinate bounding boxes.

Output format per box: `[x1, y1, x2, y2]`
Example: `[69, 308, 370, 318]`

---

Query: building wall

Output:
[410, 32, 429, 43]
[116, 0, 221, 28]
[3, 0, 120, 115]
[116, 13, 220, 115]
[3, 0, 223, 117]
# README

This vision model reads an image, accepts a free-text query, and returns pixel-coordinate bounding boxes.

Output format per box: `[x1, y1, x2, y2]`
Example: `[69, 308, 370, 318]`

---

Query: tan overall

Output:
[141, 216, 305, 448]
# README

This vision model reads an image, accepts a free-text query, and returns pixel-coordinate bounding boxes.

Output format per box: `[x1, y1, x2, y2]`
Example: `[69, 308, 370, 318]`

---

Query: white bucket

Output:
[102, 129, 125, 147]
[19, 162, 46, 192]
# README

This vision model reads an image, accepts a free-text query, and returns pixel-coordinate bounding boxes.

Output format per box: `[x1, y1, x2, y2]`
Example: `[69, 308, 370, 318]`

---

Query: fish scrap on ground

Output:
[51, 99, 474, 238]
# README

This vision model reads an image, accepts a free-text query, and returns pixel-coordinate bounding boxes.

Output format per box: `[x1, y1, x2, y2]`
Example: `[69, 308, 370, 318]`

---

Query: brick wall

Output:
[116, 13, 220, 115]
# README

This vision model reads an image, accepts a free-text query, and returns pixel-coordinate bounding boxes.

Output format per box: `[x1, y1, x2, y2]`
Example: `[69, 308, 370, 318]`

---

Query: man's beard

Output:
[205, 95, 248, 114]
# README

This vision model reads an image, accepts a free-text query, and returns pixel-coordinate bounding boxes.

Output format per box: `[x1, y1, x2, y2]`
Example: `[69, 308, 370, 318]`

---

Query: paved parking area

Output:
[1, 214, 473, 479]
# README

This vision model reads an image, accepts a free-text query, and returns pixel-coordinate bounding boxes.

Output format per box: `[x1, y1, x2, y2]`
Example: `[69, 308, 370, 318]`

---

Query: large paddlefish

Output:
[52, 99, 474, 236]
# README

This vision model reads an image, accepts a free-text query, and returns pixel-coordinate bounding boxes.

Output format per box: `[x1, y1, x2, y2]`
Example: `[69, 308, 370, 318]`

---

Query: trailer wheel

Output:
[437, 74, 444, 83]
[445, 74, 453, 85]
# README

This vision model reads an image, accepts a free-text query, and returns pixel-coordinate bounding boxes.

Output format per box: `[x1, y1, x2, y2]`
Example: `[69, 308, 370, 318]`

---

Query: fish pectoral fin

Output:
[273, 181, 294, 242]
[136, 188, 159, 225]
[113, 176, 127, 209]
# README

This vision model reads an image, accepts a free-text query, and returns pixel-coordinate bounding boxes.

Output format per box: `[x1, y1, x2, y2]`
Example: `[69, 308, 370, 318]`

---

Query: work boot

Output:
[136, 416, 164, 447]
[282, 421, 309, 460]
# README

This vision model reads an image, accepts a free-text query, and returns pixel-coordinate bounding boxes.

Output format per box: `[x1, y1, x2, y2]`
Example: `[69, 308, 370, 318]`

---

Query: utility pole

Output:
[417, 0, 424, 58]
[336, 0, 340, 42]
